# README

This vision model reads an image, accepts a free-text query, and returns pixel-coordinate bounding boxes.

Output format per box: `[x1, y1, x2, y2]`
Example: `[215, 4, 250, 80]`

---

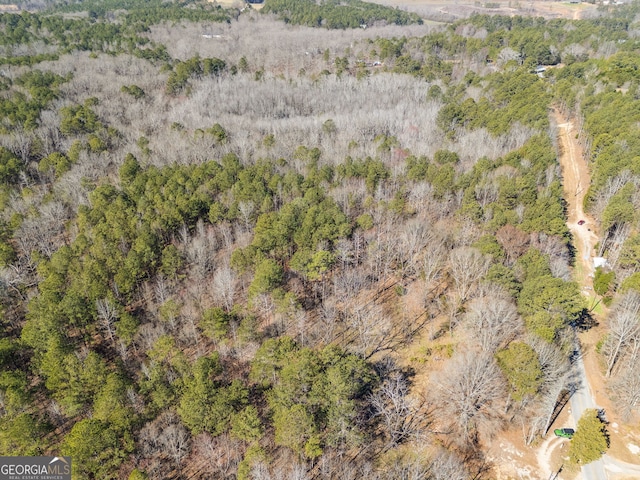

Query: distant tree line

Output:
[262, 0, 422, 29]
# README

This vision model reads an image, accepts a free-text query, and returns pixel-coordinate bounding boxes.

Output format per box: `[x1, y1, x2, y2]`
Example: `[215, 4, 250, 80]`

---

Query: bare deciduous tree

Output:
[591, 171, 633, 224]
[310, 297, 339, 346]
[397, 220, 430, 278]
[14, 200, 68, 259]
[611, 366, 640, 420]
[366, 228, 398, 283]
[183, 220, 217, 280]
[333, 266, 369, 304]
[448, 247, 490, 302]
[496, 224, 529, 265]
[439, 291, 463, 336]
[497, 47, 521, 66]
[377, 452, 429, 480]
[474, 179, 498, 209]
[370, 372, 424, 446]
[538, 372, 571, 438]
[135, 323, 165, 352]
[603, 291, 640, 377]
[345, 303, 391, 358]
[154, 275, 171, 306]
[238, 200, 255, 232]
[160, 420, 190, 466]
[465, 294, 522, 353]
[193, 433, 242, 478]
[139, 412, 190, 469]
[427, 449, 469, 480]
[433, 350, 505, 444]
[528, 335, 570, 387]
[607, 222, 633, 270]
[46, 400, 65, 428]
[96, 297, 119, 345]
[421, 237, 446, 300]
[126, 387, 145, 415]
[212, 264, 236, 311]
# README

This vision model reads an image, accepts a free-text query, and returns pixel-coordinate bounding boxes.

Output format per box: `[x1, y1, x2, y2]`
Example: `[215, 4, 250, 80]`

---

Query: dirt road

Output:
[555, 111, 607, 480]
[554, 111, 640, 480]
[556, 113, 599, 289]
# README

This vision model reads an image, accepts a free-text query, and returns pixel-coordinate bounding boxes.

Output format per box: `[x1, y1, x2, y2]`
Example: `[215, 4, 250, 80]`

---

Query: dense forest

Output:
[1, 0, 640, 478]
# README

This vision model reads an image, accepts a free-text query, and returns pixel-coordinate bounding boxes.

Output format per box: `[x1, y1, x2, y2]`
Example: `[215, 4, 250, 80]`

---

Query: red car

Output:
[578, 220, 586, 225]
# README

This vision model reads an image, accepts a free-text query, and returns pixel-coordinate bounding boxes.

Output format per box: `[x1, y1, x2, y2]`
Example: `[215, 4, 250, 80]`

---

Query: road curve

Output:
[604, 454, 640, 476]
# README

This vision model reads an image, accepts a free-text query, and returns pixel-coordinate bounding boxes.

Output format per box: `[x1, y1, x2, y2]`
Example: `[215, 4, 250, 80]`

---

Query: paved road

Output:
[569, 339, 608, 480]
[603, 455, 640, 476]
[565, 254, 640, 478]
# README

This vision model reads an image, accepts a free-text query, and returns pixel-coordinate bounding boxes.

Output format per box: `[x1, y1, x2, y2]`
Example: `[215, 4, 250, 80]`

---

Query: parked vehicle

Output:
[554, 428, 575, 438]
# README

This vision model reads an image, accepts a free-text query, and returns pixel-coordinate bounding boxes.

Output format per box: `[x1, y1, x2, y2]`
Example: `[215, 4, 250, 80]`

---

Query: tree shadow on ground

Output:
[572, 308, 598, 331]
[544, 388, 572, 435]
